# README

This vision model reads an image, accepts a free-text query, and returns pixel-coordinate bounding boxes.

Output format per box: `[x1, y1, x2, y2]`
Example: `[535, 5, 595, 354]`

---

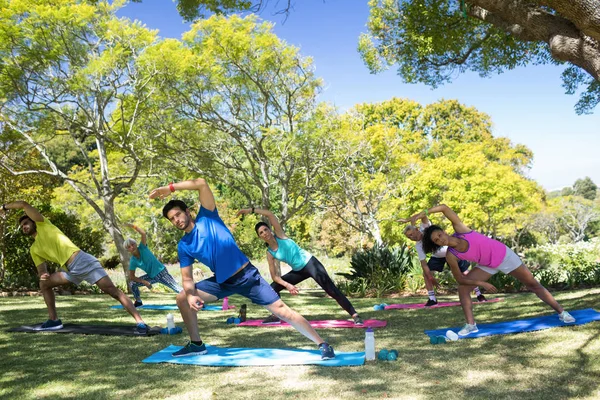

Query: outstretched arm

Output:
[420, 260, 439, 287]
[398, 214, 430, 226]
[236, 208, 286, 238]
[410, 204, 470, 233]
[126, 223, 147, 246]
[446, 253, 497, 293]
[149, 178, 216, 212]
[267, 252, 299, 295]
[2, 201, 44, 222]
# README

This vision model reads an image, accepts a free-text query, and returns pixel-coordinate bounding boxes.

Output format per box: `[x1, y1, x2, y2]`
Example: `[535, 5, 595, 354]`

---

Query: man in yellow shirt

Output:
[2, 201, 148, 334]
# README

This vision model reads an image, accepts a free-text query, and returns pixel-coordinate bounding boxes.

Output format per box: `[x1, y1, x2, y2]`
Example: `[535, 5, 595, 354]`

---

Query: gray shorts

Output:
[475, 246, 522, 275]
[61, 251, 108, 285]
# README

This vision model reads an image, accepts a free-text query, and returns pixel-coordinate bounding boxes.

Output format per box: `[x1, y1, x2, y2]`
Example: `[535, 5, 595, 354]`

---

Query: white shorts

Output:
[475, 246, 522, 275]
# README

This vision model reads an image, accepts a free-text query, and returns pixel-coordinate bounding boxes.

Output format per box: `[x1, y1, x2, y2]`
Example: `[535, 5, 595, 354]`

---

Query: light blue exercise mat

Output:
[425, 308, 600, 340]
[110, 304, 226, 311]
[143, 344, 365, 367]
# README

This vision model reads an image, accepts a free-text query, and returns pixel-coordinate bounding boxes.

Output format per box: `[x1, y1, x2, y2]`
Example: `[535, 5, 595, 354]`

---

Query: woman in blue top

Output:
[237, 208, 363, 325]
[124, 223, 183, 307]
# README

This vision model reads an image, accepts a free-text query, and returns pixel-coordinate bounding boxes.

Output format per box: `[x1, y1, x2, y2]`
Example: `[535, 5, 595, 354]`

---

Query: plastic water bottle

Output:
[166, 313, 175, 330]
[365, 327, 375, 361]
[222, 297, 229, 310]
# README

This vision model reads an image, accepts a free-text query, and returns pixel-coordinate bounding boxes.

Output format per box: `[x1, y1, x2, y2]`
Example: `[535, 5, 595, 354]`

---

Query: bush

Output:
[338, 244, 412, 297]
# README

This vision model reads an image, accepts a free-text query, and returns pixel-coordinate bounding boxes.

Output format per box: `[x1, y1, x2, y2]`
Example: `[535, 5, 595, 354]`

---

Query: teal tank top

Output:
[267, 237, 312, 271]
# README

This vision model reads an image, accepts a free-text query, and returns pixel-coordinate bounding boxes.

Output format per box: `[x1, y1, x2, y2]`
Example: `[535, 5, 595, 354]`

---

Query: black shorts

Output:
[427, 257, 470, 273]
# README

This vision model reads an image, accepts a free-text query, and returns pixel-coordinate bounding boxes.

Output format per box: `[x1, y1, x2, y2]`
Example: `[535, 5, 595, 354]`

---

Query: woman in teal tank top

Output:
[237, 207, 363, 325]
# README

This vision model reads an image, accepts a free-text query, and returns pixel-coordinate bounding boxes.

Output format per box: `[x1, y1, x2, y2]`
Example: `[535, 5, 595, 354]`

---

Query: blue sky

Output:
[118, 0, 600, 191]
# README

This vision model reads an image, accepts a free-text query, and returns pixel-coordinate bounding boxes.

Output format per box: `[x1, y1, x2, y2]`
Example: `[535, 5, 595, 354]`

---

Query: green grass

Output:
[1, 288, 600, 400]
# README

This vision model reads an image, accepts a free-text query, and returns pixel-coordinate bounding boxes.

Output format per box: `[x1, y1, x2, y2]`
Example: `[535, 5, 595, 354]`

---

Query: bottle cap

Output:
[366, 327, 374, 333]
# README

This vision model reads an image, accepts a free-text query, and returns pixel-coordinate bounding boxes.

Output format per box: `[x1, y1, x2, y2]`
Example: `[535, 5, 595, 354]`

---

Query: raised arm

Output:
[236, 207, 286, 238]
[267, 252, 299, 295]
[2, 201, 44, 222]
[126, 223, 147, 245]
[149, 178, 216, 212]
[410, 204, 470, 233]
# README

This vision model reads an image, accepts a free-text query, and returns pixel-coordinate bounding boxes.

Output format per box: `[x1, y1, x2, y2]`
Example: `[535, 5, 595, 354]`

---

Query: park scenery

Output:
[1, 1, 600, 399]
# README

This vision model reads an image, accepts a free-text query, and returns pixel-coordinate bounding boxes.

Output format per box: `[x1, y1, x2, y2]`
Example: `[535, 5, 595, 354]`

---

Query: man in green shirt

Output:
[2, 201, 148, 333]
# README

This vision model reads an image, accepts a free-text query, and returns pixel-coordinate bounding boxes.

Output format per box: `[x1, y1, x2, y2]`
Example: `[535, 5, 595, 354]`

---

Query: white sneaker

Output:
[458, 323, 479, 336]
[559, 311, 576, 323]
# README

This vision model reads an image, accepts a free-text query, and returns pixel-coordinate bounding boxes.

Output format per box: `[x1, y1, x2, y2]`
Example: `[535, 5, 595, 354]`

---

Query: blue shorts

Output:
[194, 263, 280, 306]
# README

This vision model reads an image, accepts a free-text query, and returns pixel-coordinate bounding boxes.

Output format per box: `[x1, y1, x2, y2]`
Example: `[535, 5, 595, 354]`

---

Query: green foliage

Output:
[339, 244, 412, 297]
[573, 177, 598, 200]
[361, 0, 599, 114]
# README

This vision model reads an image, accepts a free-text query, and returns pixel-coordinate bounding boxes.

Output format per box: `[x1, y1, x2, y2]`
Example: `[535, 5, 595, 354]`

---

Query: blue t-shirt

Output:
[128, 243, 165, 279]
[267, 237, 312, 271]
[177, 206, 249, 283]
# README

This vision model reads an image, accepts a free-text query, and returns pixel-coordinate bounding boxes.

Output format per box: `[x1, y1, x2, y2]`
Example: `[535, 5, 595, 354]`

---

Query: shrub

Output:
[338, 244, 412, 297]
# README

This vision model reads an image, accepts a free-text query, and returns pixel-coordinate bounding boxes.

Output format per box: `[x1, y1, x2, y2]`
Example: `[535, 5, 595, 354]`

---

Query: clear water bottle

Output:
[365, 327, 375, 361]
[166, 313, 175, 330]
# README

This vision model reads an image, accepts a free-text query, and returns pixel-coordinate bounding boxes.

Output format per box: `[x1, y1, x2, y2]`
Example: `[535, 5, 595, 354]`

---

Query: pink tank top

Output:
[448, 231, 507, 268]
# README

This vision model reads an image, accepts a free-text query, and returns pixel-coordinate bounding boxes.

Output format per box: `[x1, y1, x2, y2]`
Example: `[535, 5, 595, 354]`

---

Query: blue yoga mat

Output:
[110, 304, 225, 311]
[425, 308, 600, 340]
[143, 344, 365, 367]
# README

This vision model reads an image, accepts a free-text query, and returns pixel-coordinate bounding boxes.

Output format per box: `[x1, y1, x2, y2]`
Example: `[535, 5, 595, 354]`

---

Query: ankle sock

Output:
[428, 290, 437, 301]
[192, 340, 203, 346]
[474, 287, 482, 296]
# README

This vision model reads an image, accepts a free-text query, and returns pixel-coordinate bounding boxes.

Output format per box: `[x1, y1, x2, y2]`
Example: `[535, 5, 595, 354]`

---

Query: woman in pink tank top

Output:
[406, 204, 575, 336]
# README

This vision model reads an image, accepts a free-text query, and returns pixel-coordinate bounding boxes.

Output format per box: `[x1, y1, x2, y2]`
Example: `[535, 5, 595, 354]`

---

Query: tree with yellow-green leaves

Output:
[142, 14, 330, 227]
[320, 98, 545, 246]
[0, 0, 164, 279]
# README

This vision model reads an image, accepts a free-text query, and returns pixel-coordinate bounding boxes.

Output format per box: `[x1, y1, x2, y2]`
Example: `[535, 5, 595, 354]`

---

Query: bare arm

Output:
[36, 261, 49, 280]
[128, 269, 151, 286]
[446, 253, 497, 293]
[411, 204, 470, 233]
[180, 265, 205, 311]
[267, 252, 299, 295]
[3, 201, 44, 222]
[237, 208, 287, 238]
[126, 223, 147, 246]
[149, 178, 216, 212]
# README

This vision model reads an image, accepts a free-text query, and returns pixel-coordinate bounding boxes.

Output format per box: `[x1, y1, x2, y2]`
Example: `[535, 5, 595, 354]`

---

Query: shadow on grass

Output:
[0, 289, 599, 399]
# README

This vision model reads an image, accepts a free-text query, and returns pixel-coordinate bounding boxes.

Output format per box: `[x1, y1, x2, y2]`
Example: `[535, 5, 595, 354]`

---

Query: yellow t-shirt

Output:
[30, 219, 80, 268]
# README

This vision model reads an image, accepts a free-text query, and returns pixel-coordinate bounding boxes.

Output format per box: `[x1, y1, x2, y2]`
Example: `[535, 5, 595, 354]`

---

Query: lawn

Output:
[1, 287, 600, 400]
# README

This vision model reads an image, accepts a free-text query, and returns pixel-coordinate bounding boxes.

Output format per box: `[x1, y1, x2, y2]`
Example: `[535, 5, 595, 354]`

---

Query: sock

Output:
[192, 340, 203, 346]
[474, 287, 482, 296]
[428, 290, 437, 301]
[318, 342, 328, 348]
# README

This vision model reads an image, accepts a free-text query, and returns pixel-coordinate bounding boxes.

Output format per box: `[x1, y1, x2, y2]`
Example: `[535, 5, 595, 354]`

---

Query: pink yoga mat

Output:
[237, 319, 387, 328]
[384, 297, 503, 310]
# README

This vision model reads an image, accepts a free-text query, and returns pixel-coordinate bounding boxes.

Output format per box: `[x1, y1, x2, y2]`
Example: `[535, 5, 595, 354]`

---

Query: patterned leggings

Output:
[130, 268, 183, 301]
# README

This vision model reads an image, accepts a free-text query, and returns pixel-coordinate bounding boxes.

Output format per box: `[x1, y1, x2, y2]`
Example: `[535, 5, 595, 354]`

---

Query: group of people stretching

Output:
[2, 177, 575, 359]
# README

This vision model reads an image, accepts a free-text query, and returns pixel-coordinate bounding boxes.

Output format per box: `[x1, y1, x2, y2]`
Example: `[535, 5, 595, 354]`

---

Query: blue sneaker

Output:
[172, 341, 208, 357]
[319, 342, 335, 360]
[134, 323, 149, 335]
[36, 319, 63, 331]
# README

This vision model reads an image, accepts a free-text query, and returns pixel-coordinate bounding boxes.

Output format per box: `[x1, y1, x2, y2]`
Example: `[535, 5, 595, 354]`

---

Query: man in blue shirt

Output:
[149, 178, 335, 359]
[124, 223, 183, 307]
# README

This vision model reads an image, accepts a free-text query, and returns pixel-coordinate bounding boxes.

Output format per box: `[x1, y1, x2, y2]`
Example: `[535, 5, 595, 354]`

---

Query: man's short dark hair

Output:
[422, 224, 444, 254]
[19, 215, 33, 224]
[162, 200, 189, 219]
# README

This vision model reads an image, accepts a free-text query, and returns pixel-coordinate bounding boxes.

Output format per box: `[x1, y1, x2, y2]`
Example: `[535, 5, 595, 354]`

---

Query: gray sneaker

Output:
[559, 311, 576, 323]
[458, 323, 479, 336]
[261, 314, 281, 325]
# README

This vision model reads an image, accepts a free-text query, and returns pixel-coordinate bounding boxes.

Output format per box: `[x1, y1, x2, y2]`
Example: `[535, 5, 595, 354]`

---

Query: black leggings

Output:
[270, 256, 357, 317]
